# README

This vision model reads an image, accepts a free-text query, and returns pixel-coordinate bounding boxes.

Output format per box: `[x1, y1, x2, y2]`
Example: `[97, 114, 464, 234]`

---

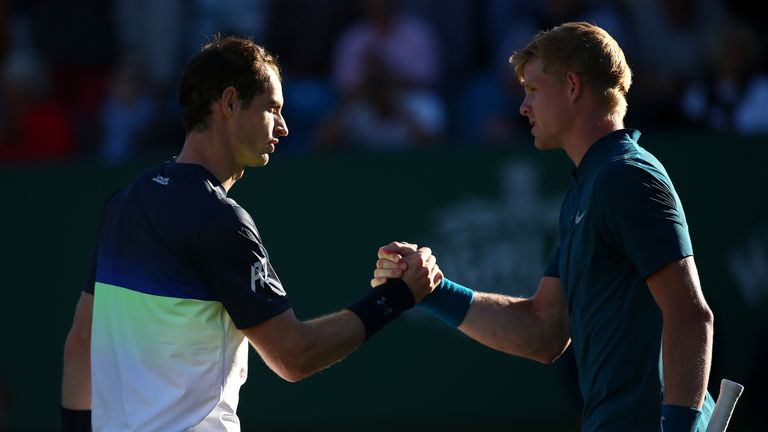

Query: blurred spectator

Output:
[321, 0, 445, 150]
[100, 56, 158, 164]
[319, 51, 441, 150]
[265, 0, 356, 152]
[491, 0, 634, 74]
[403, 0, 478, 88]
[186, 0, 271, 62]
[624, 0, 725, 128]
[681, 19, 768, 135]
[28, 1, 115, 153]
[114, 0, 183, 93]
[332, 0, 440, 92]
[0, 38, 74, 163]
[266, 0, 357, 77]
[454, 0, 635, 144]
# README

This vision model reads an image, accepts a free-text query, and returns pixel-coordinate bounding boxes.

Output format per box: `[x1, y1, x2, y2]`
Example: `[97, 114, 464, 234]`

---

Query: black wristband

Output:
[346, 279, 415, 340]
[61, 407, 91, 432]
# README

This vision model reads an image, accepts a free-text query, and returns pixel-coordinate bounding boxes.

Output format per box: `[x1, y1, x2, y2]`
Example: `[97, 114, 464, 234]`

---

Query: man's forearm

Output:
[62, 332, 92, 409]
[662, 316, 713, 408]
[459, 291, 570, 364]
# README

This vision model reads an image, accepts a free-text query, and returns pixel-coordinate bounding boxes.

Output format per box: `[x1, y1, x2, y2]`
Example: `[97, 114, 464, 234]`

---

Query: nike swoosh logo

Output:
[575, 210, 586, 224]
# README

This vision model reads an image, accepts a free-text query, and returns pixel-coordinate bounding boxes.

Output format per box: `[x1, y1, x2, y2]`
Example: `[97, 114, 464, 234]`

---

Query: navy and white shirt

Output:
[87, 161, 291, 431]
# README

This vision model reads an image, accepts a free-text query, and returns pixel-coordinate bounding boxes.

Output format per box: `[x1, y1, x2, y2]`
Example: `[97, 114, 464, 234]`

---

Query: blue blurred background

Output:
[1, 0, 767, 430]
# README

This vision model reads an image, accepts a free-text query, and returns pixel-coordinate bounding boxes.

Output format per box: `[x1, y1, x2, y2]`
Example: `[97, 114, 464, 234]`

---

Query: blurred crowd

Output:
[1, 0, 767, 164]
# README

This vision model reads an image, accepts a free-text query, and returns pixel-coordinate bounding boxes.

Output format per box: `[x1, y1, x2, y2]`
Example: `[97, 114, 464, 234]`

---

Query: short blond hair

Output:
[510, 22, 632, 119]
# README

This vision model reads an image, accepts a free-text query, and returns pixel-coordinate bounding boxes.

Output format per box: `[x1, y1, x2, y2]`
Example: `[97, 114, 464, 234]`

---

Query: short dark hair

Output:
[178, 35, 281, 134]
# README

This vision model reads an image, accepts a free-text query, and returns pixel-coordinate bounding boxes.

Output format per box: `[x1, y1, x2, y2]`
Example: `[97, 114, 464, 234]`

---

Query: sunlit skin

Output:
[518, 58, 623, 167]
[519, 58, 574, 152]
[229, 68, 288, 169]
[176, 67, 288, 191]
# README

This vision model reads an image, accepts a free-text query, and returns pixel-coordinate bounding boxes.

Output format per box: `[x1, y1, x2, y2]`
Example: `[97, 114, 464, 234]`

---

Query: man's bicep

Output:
[533, 276, 569, 328]
[72, 292, 94, 334]
[240, 308, 311, 381]
[646, 256, 710, 318]
[241, 308, 300, 355]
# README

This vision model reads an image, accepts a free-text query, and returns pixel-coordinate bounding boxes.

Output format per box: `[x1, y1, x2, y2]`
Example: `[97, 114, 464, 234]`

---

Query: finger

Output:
[417, 247, 432, 260]
[377, 248, 402, 263]
[428, 262, 440, 281]
[377, 258, 408, 270]
[433, 268, 444, 286]
[378, 241, 418, 260]
[425, 255, 437, 270]
[404, 247, 433, 267]
[374, 268, 403, 279]
[370, 277, 387, 288]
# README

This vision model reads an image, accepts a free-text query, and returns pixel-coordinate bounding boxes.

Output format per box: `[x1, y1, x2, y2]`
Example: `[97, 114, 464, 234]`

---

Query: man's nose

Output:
[275, 115, 289, 137]
[519, 99, 529, 117]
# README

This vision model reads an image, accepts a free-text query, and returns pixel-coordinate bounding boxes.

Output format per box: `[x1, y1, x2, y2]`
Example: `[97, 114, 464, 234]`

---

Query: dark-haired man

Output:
[61, 35, 441, 431]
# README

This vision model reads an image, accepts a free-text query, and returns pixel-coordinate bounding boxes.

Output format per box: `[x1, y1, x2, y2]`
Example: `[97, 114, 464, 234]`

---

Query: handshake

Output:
[370, 241, 444, 303]
[347, 240, 473, 341]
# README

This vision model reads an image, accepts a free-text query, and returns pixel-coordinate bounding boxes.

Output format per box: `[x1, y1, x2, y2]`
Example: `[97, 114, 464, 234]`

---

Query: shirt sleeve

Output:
[596, 162, 693, 279]
[194, 206, 292, 329]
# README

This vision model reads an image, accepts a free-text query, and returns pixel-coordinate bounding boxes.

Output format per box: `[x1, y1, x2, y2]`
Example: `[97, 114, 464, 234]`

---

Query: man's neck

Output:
[175, 132, 243, 192]
[564, 115, 624, 167]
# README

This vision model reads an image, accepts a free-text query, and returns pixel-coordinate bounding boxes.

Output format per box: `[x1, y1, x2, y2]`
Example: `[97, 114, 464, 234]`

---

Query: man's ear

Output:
[566, 72, 581, 103]
[220, 87, 238, 117]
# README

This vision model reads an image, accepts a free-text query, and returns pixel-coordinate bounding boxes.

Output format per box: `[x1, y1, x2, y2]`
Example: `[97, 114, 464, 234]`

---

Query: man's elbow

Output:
[665, 303, 714, 333]
[684, 303, 714, 326]
[273, 357, 317, 383]
[265, 340, 320, 383]
[529, 335, 570, 365]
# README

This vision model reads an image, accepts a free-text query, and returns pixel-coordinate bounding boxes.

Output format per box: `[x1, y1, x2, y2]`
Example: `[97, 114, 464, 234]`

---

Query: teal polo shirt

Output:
[544, 129, 713, 430]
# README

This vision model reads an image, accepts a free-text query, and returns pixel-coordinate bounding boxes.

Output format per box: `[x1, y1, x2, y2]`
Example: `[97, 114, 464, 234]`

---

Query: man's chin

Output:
[245, 154, 270, 168]
[533, 138, 557, 151]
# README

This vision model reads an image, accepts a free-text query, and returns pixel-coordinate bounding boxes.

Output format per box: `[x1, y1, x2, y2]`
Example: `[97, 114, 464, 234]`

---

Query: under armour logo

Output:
[377, 297, 394, 316]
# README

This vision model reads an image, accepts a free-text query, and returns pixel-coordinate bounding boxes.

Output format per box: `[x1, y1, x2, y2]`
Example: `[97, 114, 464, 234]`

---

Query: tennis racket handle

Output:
[706, 379, 744, 432]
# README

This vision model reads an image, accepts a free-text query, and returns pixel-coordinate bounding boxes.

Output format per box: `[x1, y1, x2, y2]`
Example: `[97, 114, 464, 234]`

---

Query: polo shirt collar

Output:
[573, 128, 641, 181]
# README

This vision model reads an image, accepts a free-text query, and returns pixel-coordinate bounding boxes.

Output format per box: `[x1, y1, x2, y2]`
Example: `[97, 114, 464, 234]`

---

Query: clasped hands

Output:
[370, 241, 443, 303]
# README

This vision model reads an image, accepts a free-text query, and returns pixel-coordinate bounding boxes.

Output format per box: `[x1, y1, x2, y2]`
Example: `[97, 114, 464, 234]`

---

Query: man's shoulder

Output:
[117, 162, 254, 227]
[592, 157, 663, 204]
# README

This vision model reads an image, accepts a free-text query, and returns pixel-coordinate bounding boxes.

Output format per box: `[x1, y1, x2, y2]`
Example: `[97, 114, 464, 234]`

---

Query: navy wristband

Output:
[61, 407, 91, 432]
[346, 279, 415, 340]
[417, 278, 474, 327]
[660, 404, 700, 432]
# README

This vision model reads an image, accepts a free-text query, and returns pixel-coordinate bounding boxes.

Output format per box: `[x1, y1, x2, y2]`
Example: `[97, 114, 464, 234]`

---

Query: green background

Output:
[1, 132, 765, 431]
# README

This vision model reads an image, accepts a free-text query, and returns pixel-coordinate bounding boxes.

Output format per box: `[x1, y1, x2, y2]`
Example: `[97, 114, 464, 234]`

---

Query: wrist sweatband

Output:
[417, 278, 474, 327]
[61, 407, 91, 432]
[660, 404, 701, 432]
[346, 279, 415, 340]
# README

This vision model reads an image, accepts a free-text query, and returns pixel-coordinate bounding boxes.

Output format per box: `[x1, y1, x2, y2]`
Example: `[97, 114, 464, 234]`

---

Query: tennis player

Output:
[375, 22, 715, 431]
[60, 35, 442, 431]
